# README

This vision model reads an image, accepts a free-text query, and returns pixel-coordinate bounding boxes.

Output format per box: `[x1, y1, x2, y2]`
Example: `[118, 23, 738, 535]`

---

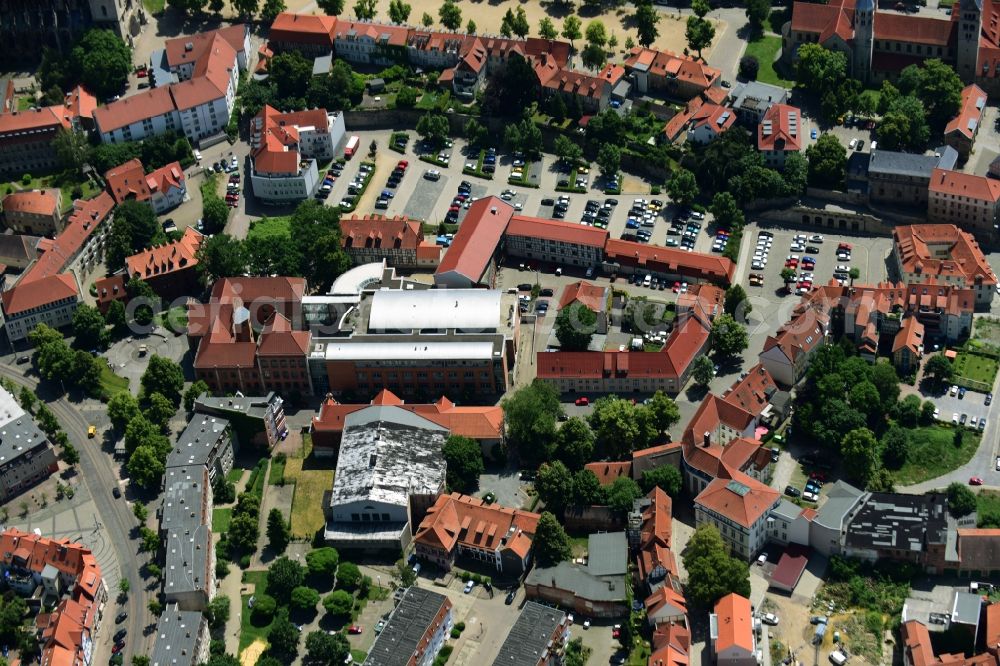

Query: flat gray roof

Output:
[194, 392, 280, 420]
[166, 415, 230, 469]
[151, 605, 205, 666]
[164, 525, 211, 597]
[0, 386, 51, 467]
[587, 531, 627, 577]
[492, 601, 566, 665]
[160, 466, 208, 533]
[364, 587, 450, 666]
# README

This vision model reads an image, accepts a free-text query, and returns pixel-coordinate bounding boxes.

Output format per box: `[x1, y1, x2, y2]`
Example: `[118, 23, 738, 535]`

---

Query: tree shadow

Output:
[540, 0, 576, 17]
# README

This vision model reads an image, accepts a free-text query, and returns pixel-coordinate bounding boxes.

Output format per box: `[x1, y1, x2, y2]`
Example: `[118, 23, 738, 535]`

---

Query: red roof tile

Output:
[713, 593, 754, 653]
[507, 214, 609, 248]
[125, 226, 203, 280]
[105, 158, 151, 204]
[19, 191, 115, 286]
[2, 190, 60, 217]
[604, 239, 736, 285]
[945, 84, 987, 140]
[145, 161, 185, 196]
[874, 12, 954, 44]
[758, 103, 802, 153]
[930, 168, 1000, 203]
[584, 461, 633, 485]
[893, 224, 997, 286]
[558, 281, 608, 312]
[434, 197, 513, 285]
[414, 492, 540, 559]
[721, 363, 777, 418]
[1, 273, 77, 315]
[269, 12, 338, 47]
[695, 469, 779, 528]
[341, 214, 433, 252]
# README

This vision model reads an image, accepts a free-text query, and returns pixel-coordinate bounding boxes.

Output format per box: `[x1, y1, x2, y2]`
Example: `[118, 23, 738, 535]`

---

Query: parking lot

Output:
[931, 387, 991, 428]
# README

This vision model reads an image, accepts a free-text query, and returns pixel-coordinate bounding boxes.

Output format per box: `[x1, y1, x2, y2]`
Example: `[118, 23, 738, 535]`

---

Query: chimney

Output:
[703, 431, 711, 447]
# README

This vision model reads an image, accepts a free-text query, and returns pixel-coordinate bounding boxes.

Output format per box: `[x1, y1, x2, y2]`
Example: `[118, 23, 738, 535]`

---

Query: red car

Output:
[348, 625, 363, 634]
[111, 644, 123, 654]
[838, 243, 852, 251]
[397, 160, 408, 169]
[785, 260, 798, 268]
[612, 624, 622, 639]
[575, 397, 590, 406]
[970, 476, 984, 486]
[136, 69, 148, 78]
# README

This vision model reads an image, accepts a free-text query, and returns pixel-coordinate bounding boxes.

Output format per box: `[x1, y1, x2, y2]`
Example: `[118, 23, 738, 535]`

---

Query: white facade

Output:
[177, 91, 235, 142]
[151, 181, 186, 215]
[5, 291, 80, 342]
[99, 107, 181, 145]
[251, 160, 320, 202]
[758, 345, 798, 387]
[695, 499, 778, 561]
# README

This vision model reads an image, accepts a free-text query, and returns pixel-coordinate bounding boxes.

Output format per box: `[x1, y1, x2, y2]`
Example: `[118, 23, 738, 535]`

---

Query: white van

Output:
[643, 275, 652, 287]
[830, 651, 848, 666]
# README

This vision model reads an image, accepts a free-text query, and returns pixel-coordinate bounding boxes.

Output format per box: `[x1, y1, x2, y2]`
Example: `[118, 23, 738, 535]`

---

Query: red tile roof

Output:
[604, 239, 736, 285]
[584, 461, 633, 485]
[892, 315, 924, 356]
[695, 469, 779, 528]
[721, 363, 777, 418]
[63, 86, 97, 122]
[269, 12, 338, 47]
[312, 391, 504, 441]
[95, 274, 127, 309]
[341, 214, 432, 252]
[929, 168, 1000, 203]
[1, 273, 77, 316]
[558, 281, 608, 313]
[434, 197, 513, 285]
[985, 603, 1000, 654]
[164, 24, 247, 68]
[758, 103, 802, 153]
[105, 158, 151, 204]
[507, 214, 609, 248]
[170, 35, 237, 111]
[19, 191, 115, 286]
[640, 487, 673, 549]
[0, 107, 72, 145]
[645, 586, 688, 621]
[902, 621, 936, 666]
[187, 276, 307, 338]
[770, 544, 809, 591]
[790, 0, 855, 40]
[893, 224, 997, 286]
[93, 87, 175, 134]
[649, 623, 690, 666]
[257, 312, 311, 356]
[2, 190, 60, 217]
[663, 98, 703, 142]
[713, 593, 754, 653]
[413, 492, 540, 559]
[690, 103, 737, 137]
[624, 47, 720, 90]
[145, 161, 185, 196]
[874, 12, 954, 44]
[333, 20, 410, 46]
[945, 84, 987, 140]
[125, 226, 203, 280]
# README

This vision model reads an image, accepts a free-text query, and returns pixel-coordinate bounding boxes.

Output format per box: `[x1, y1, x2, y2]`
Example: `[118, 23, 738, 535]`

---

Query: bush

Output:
[460, 571, 471, 582]
[650, 185, 661, 195]
[251, 594, 277, 622]
[21, 173, 32, 185]
[451, 627, 461, 638]
[739, 55, 760, 81]
[239, 554, 252, 569]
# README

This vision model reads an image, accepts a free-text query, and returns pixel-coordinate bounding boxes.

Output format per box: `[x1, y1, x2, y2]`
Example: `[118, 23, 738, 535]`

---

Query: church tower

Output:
[957, 0, 983, 83]
[853, 0, 875, 84]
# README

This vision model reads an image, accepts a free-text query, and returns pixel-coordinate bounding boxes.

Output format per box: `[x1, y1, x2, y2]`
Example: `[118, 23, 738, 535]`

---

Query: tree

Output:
[322, 590, 354, 616]
[442, 435, 484, 493]
[53, 129, 92, 172]
[605, 476, 642, 513]
[878, 95, 930, 151]
[268, 612, 300, 657]
[143, 392, 176, 430]
[438, 0, 461, 29]
[267, 557, 306, 602]
[897, 59, 963, 131]
[692, 355, 715, 386]
[336, 562, 361, 591]
[745, 0, 770, 33]
[251, 595, 277, 622]
[267, 508, 291, 553]
[483, 55, 539, 116]
[711, 314, 748, 358]
[197, 234, 246, 282]
[920, 400, 937, 425]
[947, 482, 977, 517]
[501, 381, 562, 466]
[106, 200, 161, 270]
[840, 428, 882, 487]
[533, 512, 572, 566]
[555, 417, 595, 471]
[416, 112, 449, 148]
[685, 12, 715, 58]
[796, 44, 847, 99]
[74, 30, 132, 99]
[539, 17, 558, 40]
[739, 55, 759, 81]
[184, 380, 210, 412]
[596, 144, 621, 178]
[589, 397, 656, 459]
[388, 0, 410, 22]
[71, 305, 108, 350]
[924, 354, 954, 389]
[682, 524, 751, 607]
[141, 355, 184, 406]
[123, 414, 165, 456]
[202, 195, 230, 236]
[666, 168, 699, 208]
[581, 43, 606, 70]
[640, 465, 682, 496]
[105, 300, 127, 335]
[646, 391, 680, 434]
[535, 461, 574, 515]
[231, 0, 259, 16]
[562, 16, 583, 49]
[127, 445, 165, 489]
[261, 0, 286, 21]
[466, 19, 477, 34]
[353, 0, 376, 19]
[895, 394, 922, 428]
[290, 586, 320, 612]
[554, 135, 583, 165]
[585, 20, 608, 47]
[805, 133, 846, 189]
[133, 658, 150, 666]
[635, 3, 660, 47]
[555, 303, 597, 351]
[306, 630, 349, 664]
[710, 191, 743, 232]
[724, 285, 751, 322]
[881, 425, 910, 469]
[395, 561, 417, 588]
[421, 12, 433, 26]
[229, 512, 260, 553]
[317, 0, 345, 14]
[306, 547, 340, 577]
[270, 51, 313, 100]
[572, 469, 605, 506]
[204, 596, 230, 630]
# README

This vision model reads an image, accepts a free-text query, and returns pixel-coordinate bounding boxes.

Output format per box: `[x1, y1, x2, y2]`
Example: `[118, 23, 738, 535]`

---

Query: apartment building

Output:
[193, 392, 287, 450]
[364, 587, 452, 666]
[624, 46, 721, 100]
[268, 12, 338, 55]
[944, 84, 987, 161]
[1, 190, 63, 235]
[1, 273, 81, 343]
[413, 493, 539, 575]
[0, 107, 72, 178]
[249, 106, 345, 202]
[728, 81, 788, 125]
[891, 223, 997, 308]
[694, 472, 781, 561]
[927, 169, 1000, 239]
[603, 239, 737, 286]
[145, 162, 187, 213]
[333, 20, 409, 67]
[95, 26, 249, 144]
[757, 103, 802, 169]
[492, 603, 570, 666]
[150, 606, 211, 666]
[688, 103, 737, 145]
[758, 303, 829, 387]
[159, 465, 214, 611]
[505, 215, 608, 268]
[710, 594, 757, 666]
[867, 148, 957, 207]
[535, 60, 626, 113]
[340, 214, 442, 269]
[125, 226, 204, 300]
[0, 387, 59, 501]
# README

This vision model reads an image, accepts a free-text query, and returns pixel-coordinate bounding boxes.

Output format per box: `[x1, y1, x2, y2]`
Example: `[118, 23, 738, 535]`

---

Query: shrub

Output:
[21, 174, 32, 185]
[239, 554, 251, 569]
[251, 594, 276, 622]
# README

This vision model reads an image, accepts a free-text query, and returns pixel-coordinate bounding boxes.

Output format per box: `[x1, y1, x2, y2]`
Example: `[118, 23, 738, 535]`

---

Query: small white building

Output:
[250, 107, 344, 203]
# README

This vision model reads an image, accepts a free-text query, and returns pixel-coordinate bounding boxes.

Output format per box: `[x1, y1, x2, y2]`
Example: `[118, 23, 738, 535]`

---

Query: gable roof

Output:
[945, 84, 987, 140]
[434, 197, 513, 285]
[125, 226, 203, 280]
[1, 273, 78, 316]
[583, 461, 633, 486]
[603, 239, 736, 285]
[757, 103, 802, 153]
[105, 158, 151, 204]
[146, 161, 185, 196]
[929, 168, 1000, 203]
[695, 469, 780, 528]
[2, 190, 60, 217]
[507, 214, 609, 248]
[714, 593, 754, 653]
[413, 492, 539, 559]
[269, 12, 338, 47]
[893, 223, 997, 286]
[558, 280, 608, 313]
[721, 363, 777, 418]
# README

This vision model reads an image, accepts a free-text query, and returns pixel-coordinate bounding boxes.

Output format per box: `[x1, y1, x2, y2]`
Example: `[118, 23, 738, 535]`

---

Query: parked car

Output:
[464, 580, 475, 594]
[575, 397, 590, 406]
[762, 613, 779, 626]
[784, 485, 801, 497]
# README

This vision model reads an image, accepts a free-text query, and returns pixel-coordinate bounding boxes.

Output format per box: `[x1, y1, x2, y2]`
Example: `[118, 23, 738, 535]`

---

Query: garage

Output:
[769, 544, 810, 593]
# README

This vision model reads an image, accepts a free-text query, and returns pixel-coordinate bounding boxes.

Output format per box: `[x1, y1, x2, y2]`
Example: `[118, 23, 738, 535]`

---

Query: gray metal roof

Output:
[770, 498, 803, 522]
[164, 524, 211, 597]
[367, 289, 501, 332]
[587, 531, 628, 577]
[151, 605, 206, 666]
[524, 560, 627, 602]
[812, 480, 865, 530]
[0, 387, 51, 468]
[868, 146, 958, 178]
[194, 392, 280, 420]
[364, 587, 450, 666]
[951, 590, 982, 625]
[331, 406, 447, 508]
[166, 415, 230, 469]
[160, 466, 208, 533]
[492, 601, 566, 665]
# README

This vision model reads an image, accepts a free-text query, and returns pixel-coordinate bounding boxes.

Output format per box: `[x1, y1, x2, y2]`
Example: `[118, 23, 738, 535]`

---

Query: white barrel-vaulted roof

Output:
[368, 289, 500, 331]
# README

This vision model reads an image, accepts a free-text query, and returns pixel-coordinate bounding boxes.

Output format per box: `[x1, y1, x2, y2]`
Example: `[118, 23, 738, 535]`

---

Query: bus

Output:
[344, 135, 360, 159]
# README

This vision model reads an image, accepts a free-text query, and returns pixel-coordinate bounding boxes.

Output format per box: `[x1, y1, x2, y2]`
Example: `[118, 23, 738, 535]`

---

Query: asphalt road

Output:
[0, 363, 151, 665]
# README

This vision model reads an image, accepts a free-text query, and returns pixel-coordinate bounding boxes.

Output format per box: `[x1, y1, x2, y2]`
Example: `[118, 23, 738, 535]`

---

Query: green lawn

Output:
[17, 97, 34, 111]
[2, 172, 102, 213]
[212, 508, 232, 533]
[744, 36, 795, 87]
[247, 216, 292, 242]
[143, 0, 165, 12]
[240, 571, 272, 652]
[227, 468, 245, 484]
[351, 649, 368, 663]
[268, 456, 286, 484]
[890, 425, 980, 486]
[155, 306, 188, 335]
[99, 366, 130, 398]
[953, 349, 999, 387]
[977, 490, 1000, 527]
